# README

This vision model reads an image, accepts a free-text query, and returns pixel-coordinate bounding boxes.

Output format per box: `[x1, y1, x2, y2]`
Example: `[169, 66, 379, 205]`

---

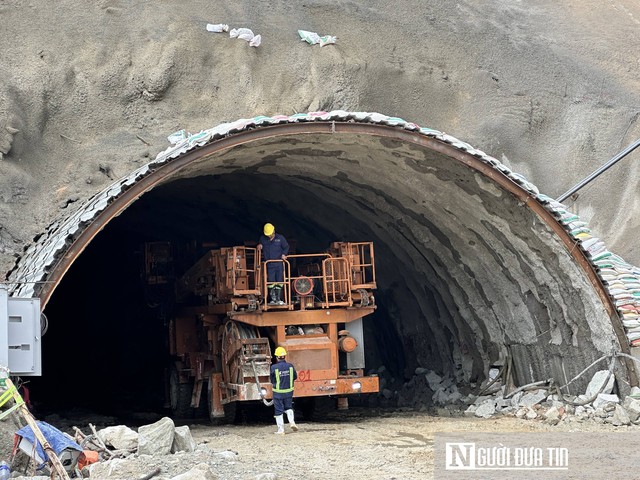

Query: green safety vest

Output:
[273, 366, 295, 393]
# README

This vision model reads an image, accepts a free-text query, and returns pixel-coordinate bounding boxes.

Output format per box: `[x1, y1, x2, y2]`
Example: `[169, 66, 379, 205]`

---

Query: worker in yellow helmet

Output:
[270, 346, 298, 434]
[259, 223, 289, 305]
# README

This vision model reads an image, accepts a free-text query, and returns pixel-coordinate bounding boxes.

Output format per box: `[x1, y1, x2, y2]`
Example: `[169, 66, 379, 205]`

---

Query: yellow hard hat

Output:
[263, 223, 275, 236]
[274, 346, 287, 357]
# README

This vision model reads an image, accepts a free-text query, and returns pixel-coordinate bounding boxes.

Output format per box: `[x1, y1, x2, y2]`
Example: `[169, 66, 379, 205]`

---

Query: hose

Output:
[251, 360, 273, 407]
[502, 352, 634, 406]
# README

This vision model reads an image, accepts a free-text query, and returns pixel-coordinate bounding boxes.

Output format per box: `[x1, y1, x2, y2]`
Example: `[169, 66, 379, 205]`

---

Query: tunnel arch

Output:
[6, 111, 637, 397]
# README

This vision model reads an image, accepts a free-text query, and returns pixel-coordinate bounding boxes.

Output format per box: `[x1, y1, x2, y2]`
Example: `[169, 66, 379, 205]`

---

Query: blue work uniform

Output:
[270, 359, 297, 416]
[259, 233, 289, 282]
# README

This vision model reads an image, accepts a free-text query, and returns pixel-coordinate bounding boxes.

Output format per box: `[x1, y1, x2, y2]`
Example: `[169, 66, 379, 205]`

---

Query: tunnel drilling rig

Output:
[142, 240, 379, 422]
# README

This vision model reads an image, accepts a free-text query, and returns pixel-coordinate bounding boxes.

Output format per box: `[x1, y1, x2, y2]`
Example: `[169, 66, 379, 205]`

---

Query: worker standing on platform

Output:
[259, 223, 289, 305]
[270, 346, 298, 434]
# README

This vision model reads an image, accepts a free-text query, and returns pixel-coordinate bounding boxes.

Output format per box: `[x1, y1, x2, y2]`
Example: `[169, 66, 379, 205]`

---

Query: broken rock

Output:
[518, 390, 547, 408]
[474, 400, 496, 418]
[98, 425, 139, 450]
[585, 370, 615, 397]
[623, 397, 640, 423]
[214, 450, 238, 460]
[425, 371, 442, 390]
[172, 425, 196, 453]
[138, 417, 175, 456]
[592, 393, 619, 410]
[543, 406, 561, 425]
[606, 404, 631, 426]
[170, 463, 218, 480]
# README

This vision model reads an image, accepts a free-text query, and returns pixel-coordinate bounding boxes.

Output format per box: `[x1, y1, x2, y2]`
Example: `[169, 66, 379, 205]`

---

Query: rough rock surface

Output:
[138, 417, 175, 456]
[1, 0, 640, 276]
[98, 425, 139, 451]
[172, 425, 197, 454]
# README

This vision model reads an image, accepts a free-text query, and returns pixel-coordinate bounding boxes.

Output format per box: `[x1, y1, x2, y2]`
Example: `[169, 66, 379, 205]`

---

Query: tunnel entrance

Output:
[13, 114, 631, 419]
[33, 173, 408, 416]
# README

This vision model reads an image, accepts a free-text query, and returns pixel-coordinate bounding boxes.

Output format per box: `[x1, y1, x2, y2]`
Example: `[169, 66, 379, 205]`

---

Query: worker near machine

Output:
[270, 346, 298, 434]
[259, 223, 289, 305]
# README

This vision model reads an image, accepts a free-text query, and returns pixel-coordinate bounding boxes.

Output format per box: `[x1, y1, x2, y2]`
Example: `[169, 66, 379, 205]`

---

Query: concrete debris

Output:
[543, 406, 561, 425]
[137, 417, 175, 456]
[255, 474, 279, 480]
[171, 425, 196, 453]
[517, 389, 547, 408]
[474, 395, 493, 406]
[474, 400, 496, 418]
[170, 463, 218, 480]
[432, 388, 449, 405]
[449, 374, 640, 428]
[623, 397, 640, 422]
[592, 393, 620, 409]
[98, 425, 139, 450]
[584, 370, 615, 397]
[607, 404, 631, 426]
[525, 409, 538, 420]
[214, 450, 238, 460]
[629, 386, 640, 398]
[424, 371, 442, 390]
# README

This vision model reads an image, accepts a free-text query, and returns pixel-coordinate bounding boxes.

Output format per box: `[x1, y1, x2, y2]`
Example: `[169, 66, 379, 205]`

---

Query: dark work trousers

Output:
[273, 392, 294, 416]
[267, 261, 284, 284]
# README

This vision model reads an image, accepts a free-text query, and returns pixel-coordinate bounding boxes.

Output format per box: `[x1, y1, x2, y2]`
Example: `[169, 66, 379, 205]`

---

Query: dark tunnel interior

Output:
[24, 130, 625, 419]
[32, 173, 410, 417]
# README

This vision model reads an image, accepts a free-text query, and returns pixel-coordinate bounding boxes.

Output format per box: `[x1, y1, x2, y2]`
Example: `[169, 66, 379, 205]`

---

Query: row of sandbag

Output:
[537, 194, 640, 345]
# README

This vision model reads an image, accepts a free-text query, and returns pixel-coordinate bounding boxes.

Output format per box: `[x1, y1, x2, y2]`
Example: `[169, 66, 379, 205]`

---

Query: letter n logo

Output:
[446, 442, 475, 470]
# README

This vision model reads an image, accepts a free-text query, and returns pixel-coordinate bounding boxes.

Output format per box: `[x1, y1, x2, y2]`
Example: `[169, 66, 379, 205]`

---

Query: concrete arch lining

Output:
[6, 110, 637, 390]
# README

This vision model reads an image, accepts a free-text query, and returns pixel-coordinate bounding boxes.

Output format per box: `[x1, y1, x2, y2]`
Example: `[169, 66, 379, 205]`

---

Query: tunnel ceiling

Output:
[6, 111, 637, 392]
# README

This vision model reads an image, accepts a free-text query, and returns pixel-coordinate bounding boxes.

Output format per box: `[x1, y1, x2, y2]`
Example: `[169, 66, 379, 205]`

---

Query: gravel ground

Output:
[184, 407, 640, 480]
[3, 406, 640, 479]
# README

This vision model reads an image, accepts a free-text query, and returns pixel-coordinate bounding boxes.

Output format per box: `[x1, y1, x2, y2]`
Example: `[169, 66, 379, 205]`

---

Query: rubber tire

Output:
[169, 366, 194, 419]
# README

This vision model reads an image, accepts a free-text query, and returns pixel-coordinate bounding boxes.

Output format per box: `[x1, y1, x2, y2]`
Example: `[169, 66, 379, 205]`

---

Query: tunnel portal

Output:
[8, 112, 630, 414]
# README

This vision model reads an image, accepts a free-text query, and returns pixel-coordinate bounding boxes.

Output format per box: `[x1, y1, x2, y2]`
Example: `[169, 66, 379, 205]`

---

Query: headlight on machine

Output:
[351, 381, 362, 390]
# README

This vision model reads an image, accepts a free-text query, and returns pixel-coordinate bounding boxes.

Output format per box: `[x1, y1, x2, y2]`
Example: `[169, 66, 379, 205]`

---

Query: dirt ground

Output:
[185, 407, 637, 480]
[1, 405, 638, 479]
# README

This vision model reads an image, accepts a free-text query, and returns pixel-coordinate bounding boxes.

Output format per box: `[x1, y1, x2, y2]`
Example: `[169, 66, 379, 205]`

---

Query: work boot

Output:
[275, 286, 285, 305]
[286, 409, 298, 432]
[275, 414, 285, 434]
[269, 287, 277, 305]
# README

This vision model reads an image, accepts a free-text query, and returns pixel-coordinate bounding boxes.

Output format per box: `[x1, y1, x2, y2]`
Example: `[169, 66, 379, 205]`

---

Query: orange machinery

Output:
[144, 241, 379, 422]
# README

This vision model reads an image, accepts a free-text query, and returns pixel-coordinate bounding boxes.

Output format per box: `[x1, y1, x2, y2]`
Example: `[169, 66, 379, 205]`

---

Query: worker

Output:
[259, 223, 289, 305]
[270, 346, 298, 434]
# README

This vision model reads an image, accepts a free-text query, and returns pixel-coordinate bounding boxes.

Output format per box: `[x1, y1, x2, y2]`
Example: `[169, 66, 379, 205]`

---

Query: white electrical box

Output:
[0, 285, 42, 376]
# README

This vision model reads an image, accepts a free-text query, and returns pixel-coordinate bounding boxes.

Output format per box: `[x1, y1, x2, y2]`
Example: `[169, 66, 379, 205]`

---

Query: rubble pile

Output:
[374, 366, 468, 411]
[382, 364, 640, 429]
[3, 416, 280, 480]
[463, 369, 640, 427]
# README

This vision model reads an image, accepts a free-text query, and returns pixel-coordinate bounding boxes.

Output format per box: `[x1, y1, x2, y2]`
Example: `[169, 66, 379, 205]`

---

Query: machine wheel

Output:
[300, 396, 335, 421]
[169, 366, 194, 419]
